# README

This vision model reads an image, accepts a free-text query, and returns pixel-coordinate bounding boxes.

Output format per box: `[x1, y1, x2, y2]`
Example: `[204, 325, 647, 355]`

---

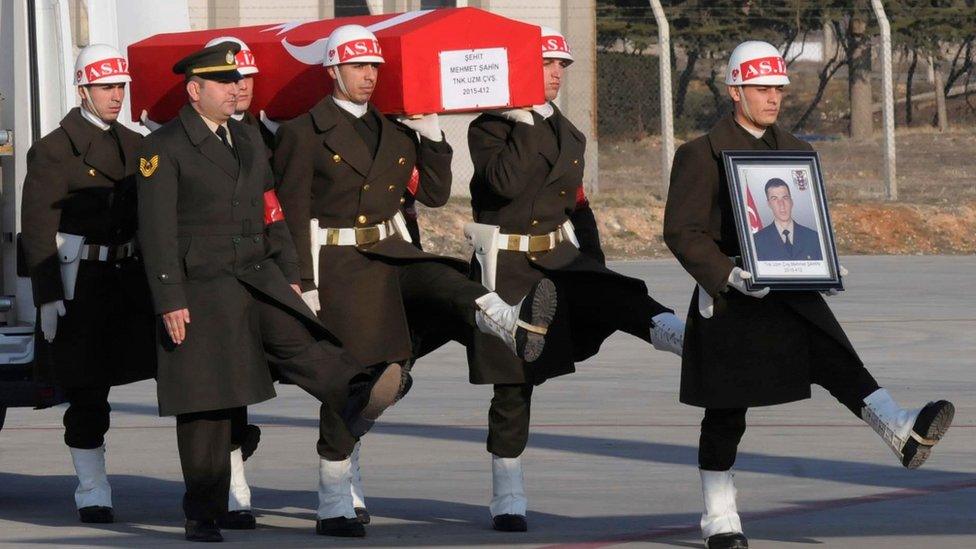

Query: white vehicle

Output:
[0, 0, 190, 431]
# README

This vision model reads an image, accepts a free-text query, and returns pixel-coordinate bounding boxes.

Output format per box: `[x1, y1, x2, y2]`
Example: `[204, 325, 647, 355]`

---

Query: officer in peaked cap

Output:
[137, 42, 400, 542]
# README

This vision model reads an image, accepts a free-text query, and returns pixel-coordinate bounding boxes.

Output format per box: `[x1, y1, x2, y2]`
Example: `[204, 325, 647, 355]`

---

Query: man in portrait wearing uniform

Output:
[663, 41, 955, 549]
[273, 24, 561, 532]
[752, 178, 822, 261]
[136, 42, 399, 541]
[21, 44, 157, 525]
[464, 27, 685, 532]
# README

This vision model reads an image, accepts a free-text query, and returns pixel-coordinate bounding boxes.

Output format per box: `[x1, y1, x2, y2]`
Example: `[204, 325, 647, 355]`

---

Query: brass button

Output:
[158, 273, 169, 281]
[88, 168, 96, 177]
[362, 184, 370, 191]
[388, 185, 396, 191]
[559, 190, 566, 196]
[398, 157, 406, 165]
[400, 197, 406, 204]
[531, 220, 539, 226]
[357, 215, 367, 224]
[254, 264, 262, 271]
[529, 255, 537, 261]
[573, 159, 579, 165]
[332, 154, 341, 163]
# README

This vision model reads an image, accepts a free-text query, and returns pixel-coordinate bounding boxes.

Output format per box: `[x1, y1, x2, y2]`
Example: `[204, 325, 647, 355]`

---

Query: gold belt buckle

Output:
[506, 235, 522, 251]
[325, 229, 341, 246]
[355, 226, 381, 245]
[527, 234, 553, 253]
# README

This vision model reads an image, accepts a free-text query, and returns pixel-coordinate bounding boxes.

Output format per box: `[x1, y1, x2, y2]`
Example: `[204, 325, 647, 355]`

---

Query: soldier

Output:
[273, 24, 560, 532]
[136, 42, 399, 541]
[205, 36, 276, 151]
[663, 41, 955, 549]
[464, 26, 685, 532]
[20, 44, 156, 525]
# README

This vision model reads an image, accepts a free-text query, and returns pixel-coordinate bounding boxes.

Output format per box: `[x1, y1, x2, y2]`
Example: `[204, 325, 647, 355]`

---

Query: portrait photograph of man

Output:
[753, 177, 823, 261]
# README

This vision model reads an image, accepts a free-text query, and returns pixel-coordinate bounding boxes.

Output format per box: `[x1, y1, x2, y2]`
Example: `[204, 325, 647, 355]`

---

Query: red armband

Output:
[264, 190, 285, 225]
[575, 185, 589, 209]
[407, 166, 420, 196]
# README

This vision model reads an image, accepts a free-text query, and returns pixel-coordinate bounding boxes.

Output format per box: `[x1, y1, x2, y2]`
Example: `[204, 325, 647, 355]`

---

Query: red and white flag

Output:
[746, 187, 762, 234]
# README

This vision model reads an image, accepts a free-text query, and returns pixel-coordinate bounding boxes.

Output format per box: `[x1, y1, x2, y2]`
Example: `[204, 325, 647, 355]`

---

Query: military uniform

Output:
[22, 107, 156, 450]
[663, 115, 879, 471]
[274, 97, 487, 370]
[237, 110, 274, 155]
[467, 105, 674, 458]
[138, 102, 368, 524]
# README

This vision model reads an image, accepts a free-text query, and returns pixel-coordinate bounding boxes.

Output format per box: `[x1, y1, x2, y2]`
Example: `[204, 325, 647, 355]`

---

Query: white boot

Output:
[861, 388, 954, 469]
[699, 469, 742, 540]
[650, 311, 684, 356]
[318, 458, 356, 520]
[69, 446, 112, 509]
[350, 441, 368, 518]
[475, 279, 556, 363]
[490, 455, 527, 518]
[228, 448, 252, 512]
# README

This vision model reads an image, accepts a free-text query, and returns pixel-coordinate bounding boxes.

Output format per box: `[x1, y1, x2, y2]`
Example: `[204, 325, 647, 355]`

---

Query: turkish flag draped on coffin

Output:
[128, 7, 545, 122]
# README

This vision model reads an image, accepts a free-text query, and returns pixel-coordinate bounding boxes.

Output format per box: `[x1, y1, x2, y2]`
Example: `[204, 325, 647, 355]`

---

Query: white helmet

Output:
[74, 44, 130, 86]
[206, 36, 258, 75]
[540, 26, 574, 65]
[725, 40, 789, 86]
[324, 25, 384, 67]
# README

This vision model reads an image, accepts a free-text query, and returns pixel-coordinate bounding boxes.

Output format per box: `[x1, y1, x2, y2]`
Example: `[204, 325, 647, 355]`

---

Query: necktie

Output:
[215, 125, 233, 151]
[783, 229, 794, 256]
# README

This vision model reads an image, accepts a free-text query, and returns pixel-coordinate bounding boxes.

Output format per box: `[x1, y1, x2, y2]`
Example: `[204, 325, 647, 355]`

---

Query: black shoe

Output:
[316, 516, 365, 537]
[354, 507, 371, 524]
[185, 519, 223, 542]
[217, 510, 256, 530]
[78, 506, 114, 523]
[705, 532, 749, 549]
[515, 278, 557, 363]
[903, 400, 955, 469]
[343, 362, 403, 438]
[492, 514, 528, 532]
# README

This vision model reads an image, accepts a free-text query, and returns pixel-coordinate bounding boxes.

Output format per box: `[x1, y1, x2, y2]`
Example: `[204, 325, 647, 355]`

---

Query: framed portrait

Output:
[722, 150, 843, 292]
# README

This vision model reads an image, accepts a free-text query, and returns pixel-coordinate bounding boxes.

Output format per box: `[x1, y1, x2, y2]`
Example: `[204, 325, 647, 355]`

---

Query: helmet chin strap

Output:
[737, 87, 767, 132]
[80, 86, 104, 121]
[334, 68, 351, 101]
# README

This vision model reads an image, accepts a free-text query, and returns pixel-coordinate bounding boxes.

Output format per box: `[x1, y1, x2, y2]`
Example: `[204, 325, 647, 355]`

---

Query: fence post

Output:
[649, 0, 674, 197]
[871, 0, 897, 200]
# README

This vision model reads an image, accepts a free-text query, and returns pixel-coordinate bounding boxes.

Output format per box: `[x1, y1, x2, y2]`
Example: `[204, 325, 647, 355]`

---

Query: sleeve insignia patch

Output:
[139, 155, 160, 178]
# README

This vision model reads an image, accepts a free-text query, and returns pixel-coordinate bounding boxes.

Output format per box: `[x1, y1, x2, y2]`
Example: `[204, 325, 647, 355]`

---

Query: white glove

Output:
[497, 108, 534, 126]
[301, 289, 321, 313]
[823, 265, 849, 297]
[397, 114, 442, 142]
[727, 267, 769, 299]
[698, 284, 715, 319]
[40, 300, 66, 342]
[259, 110, 280, 135]
[140, 110, 161, 132]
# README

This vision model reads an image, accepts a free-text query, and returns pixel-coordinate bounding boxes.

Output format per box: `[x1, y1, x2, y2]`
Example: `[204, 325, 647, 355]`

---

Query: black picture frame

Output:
[722, 150, 843, 292]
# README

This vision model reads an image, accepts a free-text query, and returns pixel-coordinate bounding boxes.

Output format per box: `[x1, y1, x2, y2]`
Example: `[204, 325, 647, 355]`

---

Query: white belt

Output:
[82, 241, 135, 262]
[495, 228, 565, 253]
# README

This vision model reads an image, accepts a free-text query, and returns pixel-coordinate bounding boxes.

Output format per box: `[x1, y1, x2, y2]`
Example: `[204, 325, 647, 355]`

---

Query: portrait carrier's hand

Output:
[162, 308, 191, 345]
[727, 267, 770, 299]
[823, 265, 849, 297]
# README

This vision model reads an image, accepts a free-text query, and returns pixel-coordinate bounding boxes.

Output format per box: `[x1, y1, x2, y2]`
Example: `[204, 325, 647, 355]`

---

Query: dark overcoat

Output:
[273, 97, 465, 367]
[22, 108, 156, 388]
[137, 104, 332, 416]
[467, 105, 667, 385]
[663, 115, 861, 409]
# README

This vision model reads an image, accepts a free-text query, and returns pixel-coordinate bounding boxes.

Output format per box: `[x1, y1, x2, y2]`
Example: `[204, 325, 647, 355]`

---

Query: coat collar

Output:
[545, 103, 585, 184]
[60, 107, 127, 180]
[310, 97, 374, 178]
[707, 115, 807, 157]
[178, 104, 240, 181]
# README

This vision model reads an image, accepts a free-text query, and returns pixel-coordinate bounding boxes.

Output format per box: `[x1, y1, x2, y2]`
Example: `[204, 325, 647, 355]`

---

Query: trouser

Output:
[487, 384, 535, 458]
[398, 260, 488, 330]
[178, 289, 369, 520]
[63, 386, 111, 449]
[698, 326, 880, 471]
[548, 273, 672, 346]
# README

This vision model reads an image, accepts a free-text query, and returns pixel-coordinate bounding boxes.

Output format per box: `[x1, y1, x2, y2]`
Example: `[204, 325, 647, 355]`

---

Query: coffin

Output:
[128, 7, 545, 122]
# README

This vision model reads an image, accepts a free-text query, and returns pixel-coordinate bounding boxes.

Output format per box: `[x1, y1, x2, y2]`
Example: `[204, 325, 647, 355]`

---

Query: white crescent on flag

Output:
[265, 10, 434, 66]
